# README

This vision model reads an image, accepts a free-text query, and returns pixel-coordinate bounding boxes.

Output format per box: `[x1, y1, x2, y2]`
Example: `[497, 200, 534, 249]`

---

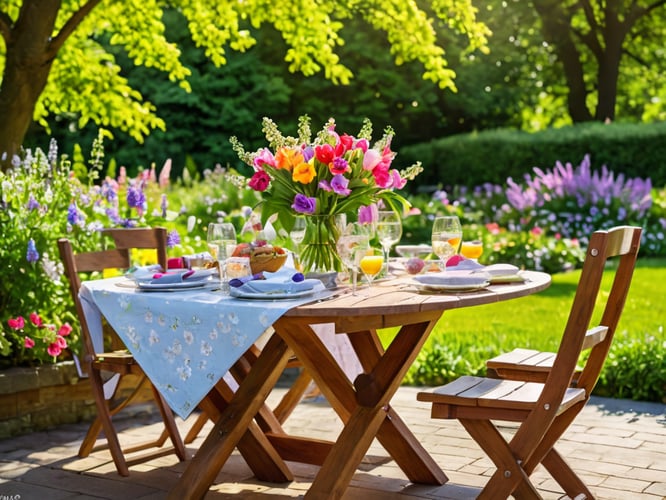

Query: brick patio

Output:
[0, 386, 664, 499]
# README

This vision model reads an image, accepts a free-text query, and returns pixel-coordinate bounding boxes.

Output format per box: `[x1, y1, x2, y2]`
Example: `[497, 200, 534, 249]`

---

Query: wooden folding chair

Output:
[417, 226, 641, 499]
[58, 227, 187, 476]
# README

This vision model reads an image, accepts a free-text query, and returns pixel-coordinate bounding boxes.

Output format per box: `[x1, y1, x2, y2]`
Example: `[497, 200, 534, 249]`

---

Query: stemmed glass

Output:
[431, 216, 462, 269]
[207, 222, 237, 293]
[359, 248, 384, 291]
[460, 240, 484, 262]
[336, 223, 370, 295]
[376, 210, 402, 276]
[290, 216, 307, 269]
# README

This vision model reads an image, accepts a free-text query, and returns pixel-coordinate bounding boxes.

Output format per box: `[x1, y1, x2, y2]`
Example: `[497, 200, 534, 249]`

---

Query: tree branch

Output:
[0, 11, 12, 44]
[47, 0, 103, 57]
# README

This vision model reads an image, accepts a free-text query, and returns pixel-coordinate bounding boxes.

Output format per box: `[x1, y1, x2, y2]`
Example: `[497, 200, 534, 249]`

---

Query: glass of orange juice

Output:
[359, 248, 384, 290]
[460, 240, 484, 261]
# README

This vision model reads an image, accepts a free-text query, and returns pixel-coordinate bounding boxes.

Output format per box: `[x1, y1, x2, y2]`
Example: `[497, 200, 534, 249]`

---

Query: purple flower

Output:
[26, 195, 40, 211]
[67, 203, 80, 225]
[166, 229, 181, 248]
[301, 146, 314, 163]
[330, 174, 351, 196]
[127, 185, 146, 211]
[358, 204, 378, 224]
[160, 194, 168, 218]
[101, 179, 118, 203]
[318, 180, 332, 192]
[105, 207, 122, 225]
[291, 193, 317, 214]
[26, 238, 39, 263]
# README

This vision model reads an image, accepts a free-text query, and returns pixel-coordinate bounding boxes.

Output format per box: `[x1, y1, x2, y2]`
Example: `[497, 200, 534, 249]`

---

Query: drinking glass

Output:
[359, 248, 384, 290]
[376, 210, 402, 276]
[431, 216, 462, 268]
[460, 240, 484, 262]
[336, 223, 370, 295]
[290, 216, 307, 269]
[207, 222, 237, 293]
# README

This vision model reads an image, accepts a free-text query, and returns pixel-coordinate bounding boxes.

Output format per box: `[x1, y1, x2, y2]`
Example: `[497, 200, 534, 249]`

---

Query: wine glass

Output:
[376, 210, 402, 276]
[359, 248, 384, 291]
[207, 222, 237, 292]
[460, 240, 484, 262]
[431, 216, 462, 269]
[290, 216, 307, 269]
[336, 223, 370, 295]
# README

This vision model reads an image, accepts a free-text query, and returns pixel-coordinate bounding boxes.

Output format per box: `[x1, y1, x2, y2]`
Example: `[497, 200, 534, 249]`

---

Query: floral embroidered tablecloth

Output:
[79, 277, 332, 419]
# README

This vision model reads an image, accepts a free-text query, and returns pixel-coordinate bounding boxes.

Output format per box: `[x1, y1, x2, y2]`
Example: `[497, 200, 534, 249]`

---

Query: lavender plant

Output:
[502, 155, 653, 247]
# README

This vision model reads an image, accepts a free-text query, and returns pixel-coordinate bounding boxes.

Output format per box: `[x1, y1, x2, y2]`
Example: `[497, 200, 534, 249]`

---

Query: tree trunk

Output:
[533, 0, 594, 123]
[0, 58, 54, 168]
[0, 0, 60, 171]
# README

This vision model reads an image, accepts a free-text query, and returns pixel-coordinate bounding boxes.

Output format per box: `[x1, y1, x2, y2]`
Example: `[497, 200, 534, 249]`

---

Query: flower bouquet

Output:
[231, 116, 422, 272]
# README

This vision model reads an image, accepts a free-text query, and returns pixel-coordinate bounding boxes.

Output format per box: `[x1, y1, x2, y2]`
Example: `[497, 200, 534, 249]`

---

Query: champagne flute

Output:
[359, 248, 384, 290]
[207, 222, 237, 293]
[290, 216, 307, 269]
[376, 210, 402, 276]
[336, 223, 370, 295]
[431, 216, 462, 269]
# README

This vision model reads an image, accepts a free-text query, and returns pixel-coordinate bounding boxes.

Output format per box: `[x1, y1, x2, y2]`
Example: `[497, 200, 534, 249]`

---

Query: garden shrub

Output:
[400, 121, 666, 189]
[593, 331, 666, 403]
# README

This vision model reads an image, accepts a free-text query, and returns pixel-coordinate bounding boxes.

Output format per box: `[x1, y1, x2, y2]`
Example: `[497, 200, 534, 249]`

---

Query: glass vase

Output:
[298, 215, 344, 274]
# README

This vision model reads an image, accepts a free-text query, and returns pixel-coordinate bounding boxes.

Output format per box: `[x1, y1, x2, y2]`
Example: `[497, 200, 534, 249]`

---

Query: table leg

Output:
[168, 334, 293, 500]
[274, 315, 447, 499]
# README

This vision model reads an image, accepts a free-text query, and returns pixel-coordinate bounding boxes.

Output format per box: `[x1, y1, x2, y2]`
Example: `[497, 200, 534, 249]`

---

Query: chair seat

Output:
[418, 375, 586, 418]
[486, 348, 555, 383]
[93, 351, 142, 375]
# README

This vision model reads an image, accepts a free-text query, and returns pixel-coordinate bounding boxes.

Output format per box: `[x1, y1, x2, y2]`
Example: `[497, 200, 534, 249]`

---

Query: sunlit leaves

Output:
[1, 0, 489, 145]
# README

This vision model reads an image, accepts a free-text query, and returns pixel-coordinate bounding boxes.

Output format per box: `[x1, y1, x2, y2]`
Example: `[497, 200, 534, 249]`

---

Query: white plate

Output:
[229, 288, 316, 300]
[412, 281, 490, 293]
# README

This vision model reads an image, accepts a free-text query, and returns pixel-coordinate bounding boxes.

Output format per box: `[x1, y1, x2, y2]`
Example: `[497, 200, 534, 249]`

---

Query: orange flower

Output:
[292, 161, 316, 184]
[275, 147, 303, 171]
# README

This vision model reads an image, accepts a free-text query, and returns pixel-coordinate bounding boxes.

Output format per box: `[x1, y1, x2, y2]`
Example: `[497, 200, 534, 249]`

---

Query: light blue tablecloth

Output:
[79, 276, 330, 419]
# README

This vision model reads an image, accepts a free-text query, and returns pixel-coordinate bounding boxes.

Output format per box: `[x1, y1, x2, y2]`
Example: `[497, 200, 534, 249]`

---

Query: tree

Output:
[0, 0, 489, 170]
[530, 0, 666, 123]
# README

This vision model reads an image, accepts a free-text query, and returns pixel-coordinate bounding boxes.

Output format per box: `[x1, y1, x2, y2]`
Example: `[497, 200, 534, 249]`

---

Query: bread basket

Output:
[249, 253, 287, 274]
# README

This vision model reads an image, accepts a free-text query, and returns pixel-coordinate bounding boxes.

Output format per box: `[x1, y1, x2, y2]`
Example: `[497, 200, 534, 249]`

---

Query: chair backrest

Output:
[58, 227, 168, 361]
[513, 226, 641, 453]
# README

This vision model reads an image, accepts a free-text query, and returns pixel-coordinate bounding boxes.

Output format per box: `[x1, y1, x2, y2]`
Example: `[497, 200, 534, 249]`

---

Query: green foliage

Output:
[3, 0, 489, 152]
[400, 121, 666, 189]
[594, 332, 666, 403]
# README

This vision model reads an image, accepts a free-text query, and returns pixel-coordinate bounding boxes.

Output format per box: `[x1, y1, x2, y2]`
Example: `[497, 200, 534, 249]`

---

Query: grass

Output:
[379, 258, 666, 383]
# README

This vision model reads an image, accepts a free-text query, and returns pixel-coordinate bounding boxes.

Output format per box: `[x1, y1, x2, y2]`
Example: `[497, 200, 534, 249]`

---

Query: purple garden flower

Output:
[291, 193, 316, 214]
[26, 238, 39, 263]
[26, 194, 40, 211]
[67, 202, 80, 225]
[161, 194, 168, 218]
[166, 229, 181, 248]
[126, 185, 146, 212]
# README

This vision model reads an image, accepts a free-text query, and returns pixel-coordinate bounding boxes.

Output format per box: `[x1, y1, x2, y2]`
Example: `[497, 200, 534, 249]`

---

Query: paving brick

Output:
[0, 387, 663, 499]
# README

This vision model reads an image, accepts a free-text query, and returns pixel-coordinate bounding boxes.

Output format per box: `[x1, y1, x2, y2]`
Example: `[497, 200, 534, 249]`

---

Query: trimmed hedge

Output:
[400, 121, 666, 189]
